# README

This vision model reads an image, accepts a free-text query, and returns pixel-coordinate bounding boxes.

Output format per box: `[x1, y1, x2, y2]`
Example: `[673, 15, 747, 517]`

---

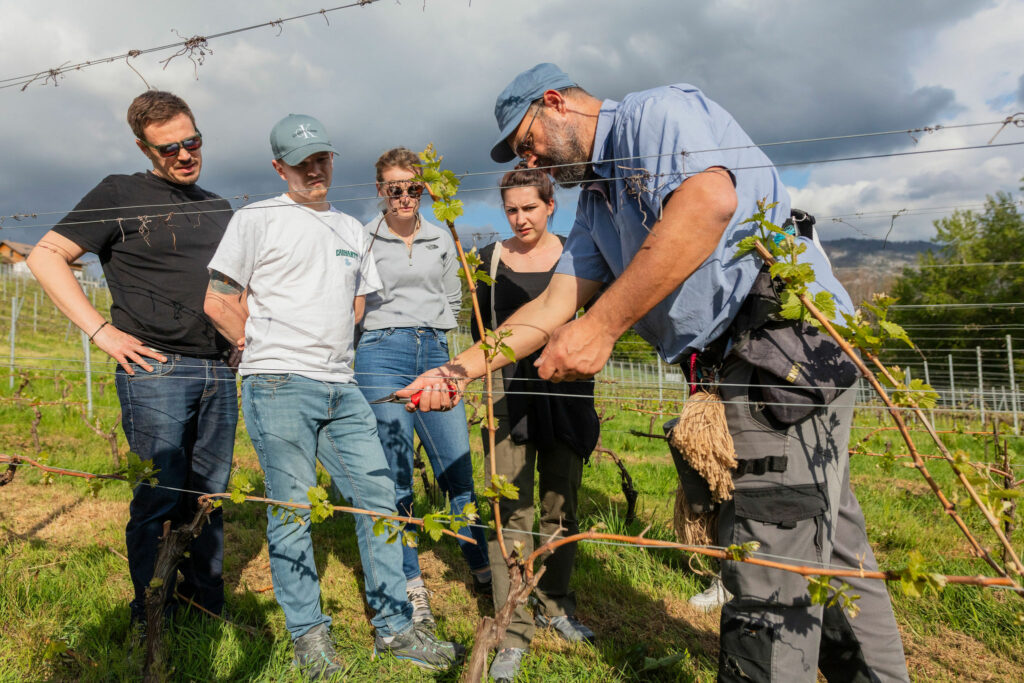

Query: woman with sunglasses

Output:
[474, 168, 600, 682]
[355, 147, 490, 630]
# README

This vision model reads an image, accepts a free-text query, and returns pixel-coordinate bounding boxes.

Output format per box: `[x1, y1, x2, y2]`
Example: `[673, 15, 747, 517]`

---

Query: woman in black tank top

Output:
[475, 169, 599, 672]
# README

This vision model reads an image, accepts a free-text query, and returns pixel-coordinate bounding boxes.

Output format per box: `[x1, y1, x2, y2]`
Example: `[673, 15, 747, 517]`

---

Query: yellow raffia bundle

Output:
[669, 389, 737, 547]
[672, 483, 718, 548]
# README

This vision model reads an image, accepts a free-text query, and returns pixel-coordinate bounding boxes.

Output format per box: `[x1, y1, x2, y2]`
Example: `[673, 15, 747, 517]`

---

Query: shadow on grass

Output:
[419, 470, 720, 680]
[197, 439, 718, 680]
[577, 481, 720, 675]
[69, 597, 283, 682]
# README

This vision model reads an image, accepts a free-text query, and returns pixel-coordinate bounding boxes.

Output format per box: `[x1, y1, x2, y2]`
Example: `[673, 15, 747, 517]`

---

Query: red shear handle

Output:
[408, 382, 458, 408]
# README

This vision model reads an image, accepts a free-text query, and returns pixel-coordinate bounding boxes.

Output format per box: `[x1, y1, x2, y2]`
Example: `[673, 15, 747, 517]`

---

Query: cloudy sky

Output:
[0, 0, 1021, 247]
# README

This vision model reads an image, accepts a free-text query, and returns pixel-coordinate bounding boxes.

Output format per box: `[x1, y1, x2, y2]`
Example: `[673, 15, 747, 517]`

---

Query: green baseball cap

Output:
[270, 114, 337, 165]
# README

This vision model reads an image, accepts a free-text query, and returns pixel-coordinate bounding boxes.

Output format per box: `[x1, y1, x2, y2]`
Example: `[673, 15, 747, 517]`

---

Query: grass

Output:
[1, 277, 1023, 681]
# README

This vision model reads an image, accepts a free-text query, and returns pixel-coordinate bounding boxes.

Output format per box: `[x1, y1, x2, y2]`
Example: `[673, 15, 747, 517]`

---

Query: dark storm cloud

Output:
[509, 0, 980, 165]
[0, 0, 1000, 240]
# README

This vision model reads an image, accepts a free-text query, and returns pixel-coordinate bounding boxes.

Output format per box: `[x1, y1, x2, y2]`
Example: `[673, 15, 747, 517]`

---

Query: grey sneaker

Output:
[489, 647, 527, 682]
[688, 577, 732, 612]
[534, 613, 595, 643]
[293, 623, 348, 680]
[406, 584, 436, 630]
[373, 626, 458, 671]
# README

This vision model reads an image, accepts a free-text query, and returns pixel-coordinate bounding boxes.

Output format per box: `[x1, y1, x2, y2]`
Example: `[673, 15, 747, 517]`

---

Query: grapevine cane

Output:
[753, 240, 1021, 582]
[414, 147, 512, 563]
[2, 452, 1015, 591]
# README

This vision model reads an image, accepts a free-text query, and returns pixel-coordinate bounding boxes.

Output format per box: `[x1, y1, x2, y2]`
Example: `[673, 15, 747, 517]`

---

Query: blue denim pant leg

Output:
[355, 328, 489, 580]
[115, 355, 237, 620]
[242, 374, 412, 640]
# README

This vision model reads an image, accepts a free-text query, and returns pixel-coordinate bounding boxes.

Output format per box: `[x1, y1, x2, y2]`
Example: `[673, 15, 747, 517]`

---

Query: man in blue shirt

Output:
[403, 64, 908, 682]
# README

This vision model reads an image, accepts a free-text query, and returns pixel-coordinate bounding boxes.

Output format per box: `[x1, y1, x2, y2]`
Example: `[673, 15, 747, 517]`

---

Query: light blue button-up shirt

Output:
[556, 84, 852, 364]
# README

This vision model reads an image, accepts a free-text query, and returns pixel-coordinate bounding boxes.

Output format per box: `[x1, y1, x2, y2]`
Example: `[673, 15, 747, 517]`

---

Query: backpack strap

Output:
[487, 241, 505, 396]
[489, 240, 502, 330]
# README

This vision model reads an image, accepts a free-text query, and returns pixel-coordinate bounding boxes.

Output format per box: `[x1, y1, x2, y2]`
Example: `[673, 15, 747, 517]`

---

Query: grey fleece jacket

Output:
[360, 214, 462, 331]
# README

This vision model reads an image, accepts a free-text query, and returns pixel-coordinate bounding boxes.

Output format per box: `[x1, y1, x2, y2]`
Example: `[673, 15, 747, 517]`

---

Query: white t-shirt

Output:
[208, 194, 381, 382]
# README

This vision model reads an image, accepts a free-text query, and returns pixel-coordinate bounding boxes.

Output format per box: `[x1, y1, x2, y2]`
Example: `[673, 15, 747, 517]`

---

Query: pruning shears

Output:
[371, 391, 423, 406]
[370, 383, 459, 407]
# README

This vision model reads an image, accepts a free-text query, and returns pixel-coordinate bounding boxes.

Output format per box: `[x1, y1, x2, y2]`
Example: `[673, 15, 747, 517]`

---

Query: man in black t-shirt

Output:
[27, 91, 238, 627]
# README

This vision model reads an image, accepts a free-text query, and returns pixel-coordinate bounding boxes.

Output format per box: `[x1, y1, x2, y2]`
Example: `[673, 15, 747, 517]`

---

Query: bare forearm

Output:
[204, 270, 249, 346]
[29, 232, 166, 373]
[204, 290, 247, 344]
[444, 274, 595, 380]
[443, 321, 548, 381]
[354, 295, 366, 325]
[586, 170, 737, 337]
[26, 245, 104, 334]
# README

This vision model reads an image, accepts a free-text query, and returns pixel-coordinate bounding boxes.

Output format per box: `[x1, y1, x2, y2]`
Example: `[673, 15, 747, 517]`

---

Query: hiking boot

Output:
[688, 577, 732, 612]
[128, 616, 147, 644]
[293, 623, 347, 680]
[472, 573, 494, 597]
[534, 613, 595, 644]
[489, 647, 527, 682]
[373, 625, 458, 671]
[407, 584, 436, 630]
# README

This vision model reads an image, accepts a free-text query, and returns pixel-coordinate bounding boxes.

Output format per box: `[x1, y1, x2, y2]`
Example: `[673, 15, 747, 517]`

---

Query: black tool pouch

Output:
[663, 417, 715, 513]
[727, 266, 859, 425]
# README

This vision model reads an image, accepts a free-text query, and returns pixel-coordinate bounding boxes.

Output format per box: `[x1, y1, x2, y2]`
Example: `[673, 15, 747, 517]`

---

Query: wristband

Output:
[88, 321, 110, 341]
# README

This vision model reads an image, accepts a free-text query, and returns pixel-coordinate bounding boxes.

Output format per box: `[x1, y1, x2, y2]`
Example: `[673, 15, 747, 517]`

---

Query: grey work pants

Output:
[482, 394, 584, 650]
[716, 359, 909, 682]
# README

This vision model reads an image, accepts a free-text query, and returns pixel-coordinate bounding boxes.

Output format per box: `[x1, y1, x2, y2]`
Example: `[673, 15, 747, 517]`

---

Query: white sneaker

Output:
[688, 577, 731, 612]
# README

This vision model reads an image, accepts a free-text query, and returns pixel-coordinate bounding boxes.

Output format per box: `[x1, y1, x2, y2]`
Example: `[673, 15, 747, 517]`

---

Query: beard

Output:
[537, 116, 590, 188]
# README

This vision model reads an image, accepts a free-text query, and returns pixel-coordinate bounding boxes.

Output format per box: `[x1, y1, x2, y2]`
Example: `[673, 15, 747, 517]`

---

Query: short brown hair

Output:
[499, 168, 554, 204]
[127, 90, 195, 141]
[374, 147, 420, 183]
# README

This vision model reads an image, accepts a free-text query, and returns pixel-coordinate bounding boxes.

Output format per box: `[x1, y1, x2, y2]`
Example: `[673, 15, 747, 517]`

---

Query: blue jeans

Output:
[115, 354, 237, 621]
[241, 374, 413, 639]
[355, 327, 489, 580]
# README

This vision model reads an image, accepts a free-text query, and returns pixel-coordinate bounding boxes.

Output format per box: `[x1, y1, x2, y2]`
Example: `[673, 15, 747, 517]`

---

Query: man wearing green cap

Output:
[400, 64, 908, 682]
[203, 114, 459, 679]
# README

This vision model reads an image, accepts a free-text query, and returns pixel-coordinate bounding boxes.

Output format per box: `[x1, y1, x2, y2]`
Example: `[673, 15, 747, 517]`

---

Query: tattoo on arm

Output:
[209, 269, 244, 296]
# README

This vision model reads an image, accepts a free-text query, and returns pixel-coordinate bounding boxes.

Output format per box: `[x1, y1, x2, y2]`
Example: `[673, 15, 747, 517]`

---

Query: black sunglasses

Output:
[141, 131, 203, 158]
[385, 182, 425, 199]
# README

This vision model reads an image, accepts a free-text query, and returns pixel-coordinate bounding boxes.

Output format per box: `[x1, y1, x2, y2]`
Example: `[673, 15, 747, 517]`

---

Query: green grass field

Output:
[1, 278, 1022, 682]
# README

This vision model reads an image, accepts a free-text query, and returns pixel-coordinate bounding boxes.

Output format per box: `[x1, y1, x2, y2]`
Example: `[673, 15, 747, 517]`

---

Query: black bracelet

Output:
[88, 321, 110, 341]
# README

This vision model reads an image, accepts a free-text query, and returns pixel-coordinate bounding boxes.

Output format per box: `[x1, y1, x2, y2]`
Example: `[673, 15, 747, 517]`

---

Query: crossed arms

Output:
[202, 271, 367, 350]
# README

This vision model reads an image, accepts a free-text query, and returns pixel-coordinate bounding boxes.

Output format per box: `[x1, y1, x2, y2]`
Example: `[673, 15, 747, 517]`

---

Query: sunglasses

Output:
[512, 105, 541, 160]
[384, 182, 425, 199]
[141, 131, 203, 158]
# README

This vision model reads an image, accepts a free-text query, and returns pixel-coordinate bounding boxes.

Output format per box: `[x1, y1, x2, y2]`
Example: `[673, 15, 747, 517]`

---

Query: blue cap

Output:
[490, 63, 576, 163]
[270, 114, 338, 165]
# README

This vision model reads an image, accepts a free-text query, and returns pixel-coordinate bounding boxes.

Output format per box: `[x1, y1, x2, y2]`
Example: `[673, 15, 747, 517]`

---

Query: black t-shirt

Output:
[53, 172, 232, 358]
[474, 239, 599, 459]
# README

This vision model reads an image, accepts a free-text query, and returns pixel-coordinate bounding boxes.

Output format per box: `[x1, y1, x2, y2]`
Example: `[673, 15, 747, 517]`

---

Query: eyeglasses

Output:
[384, 182, 425, 199]
[141, 131, 203, 158]
[512, 105, 541, 160]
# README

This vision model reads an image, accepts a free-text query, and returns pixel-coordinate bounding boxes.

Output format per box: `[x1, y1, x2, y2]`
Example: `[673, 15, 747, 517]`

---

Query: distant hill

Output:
[821, 238, 935, 302]
[822, 238, 934, 270]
